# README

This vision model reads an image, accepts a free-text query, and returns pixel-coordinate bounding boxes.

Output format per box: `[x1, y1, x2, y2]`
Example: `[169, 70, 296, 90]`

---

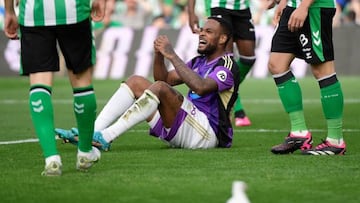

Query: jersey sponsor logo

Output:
[299, 34, 309, 47]
[299, 34, 313, 59]
[217, 70, 227, 82]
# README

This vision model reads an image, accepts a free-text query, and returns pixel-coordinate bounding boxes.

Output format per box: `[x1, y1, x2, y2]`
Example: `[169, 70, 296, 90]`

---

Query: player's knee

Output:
[126, 75, 151, 95]
[268, 58, 278, 74]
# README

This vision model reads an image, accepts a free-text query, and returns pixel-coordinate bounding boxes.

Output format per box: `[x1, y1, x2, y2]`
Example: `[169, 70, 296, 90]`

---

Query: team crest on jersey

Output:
[216, 70, 227, 82]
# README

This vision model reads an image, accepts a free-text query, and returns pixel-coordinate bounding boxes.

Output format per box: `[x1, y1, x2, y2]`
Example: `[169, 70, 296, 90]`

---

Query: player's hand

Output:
[272, 0, 286, 26]
[188, 13, 200, 34]
[288, 5, 308, 32]
[154, 35, 176, 60]
[266, 0, 277, 10]
[91, 0, 106, 22]
[4, 12, 19, 40]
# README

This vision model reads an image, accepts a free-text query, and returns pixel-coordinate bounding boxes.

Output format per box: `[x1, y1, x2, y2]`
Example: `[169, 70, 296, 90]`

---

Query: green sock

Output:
[236, 59, 252, 84]
[320, 81, 344, 139]
[234, 94, 244, 115]
[274, 72, 307, 131]
[73, 86, 97, 152]
[327, 118, 343, 140]
[29, 85, 57, 158]
[289, 111, 307, 131]
[234, 58, 254, 115]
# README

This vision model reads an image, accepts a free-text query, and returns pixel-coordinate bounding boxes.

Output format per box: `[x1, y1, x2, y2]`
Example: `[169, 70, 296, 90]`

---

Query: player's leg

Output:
[268, 7, 313, 154]
[55, 76, 152, 151]
[301, 7, 345, 155]
[95, 82, 135, 131]
[97, 76, 184, 145]
[55, 81, 136, 151]
[235, 40, 256, 84]
[96, 76, 158, 143]
[269, 52, 313, 154]
[234, 39, 256, 127]
[232, 9, 256, 126]
[29, 73, 62, 176]
[149, 98, 218, 149]
[68, 69, 100, 170]
[68, 69, 96, 152]
[20, 25, 62, 176]
[59, 19, 99, 170]
[304, 62, 345, 155]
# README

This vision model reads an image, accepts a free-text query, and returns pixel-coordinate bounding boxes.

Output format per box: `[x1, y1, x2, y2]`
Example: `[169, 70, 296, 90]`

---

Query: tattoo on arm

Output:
[170, 55, 204, 91]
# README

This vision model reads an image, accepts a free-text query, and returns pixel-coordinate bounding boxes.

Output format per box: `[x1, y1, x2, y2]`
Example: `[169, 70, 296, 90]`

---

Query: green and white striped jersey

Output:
[207, 0, 250, 11]
[287, 0, 336, 8]
[18, 0, 92, 27]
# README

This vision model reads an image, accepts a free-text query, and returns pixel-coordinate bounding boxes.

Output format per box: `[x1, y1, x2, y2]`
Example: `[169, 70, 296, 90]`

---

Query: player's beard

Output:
[197, 43, 217, 55]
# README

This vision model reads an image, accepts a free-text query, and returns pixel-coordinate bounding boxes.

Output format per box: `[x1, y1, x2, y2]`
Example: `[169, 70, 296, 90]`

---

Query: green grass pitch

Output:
[0, 76, 359, 203]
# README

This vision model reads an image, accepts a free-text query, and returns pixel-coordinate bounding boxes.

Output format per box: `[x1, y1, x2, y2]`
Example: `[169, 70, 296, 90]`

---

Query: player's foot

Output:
[93, 131, 111, 152]
[235, 116, 251, 127]
[76, 147, 101, 171]
[302, 140, 346, 155]
[55, 127, 78, 145]
[41, 161, 62, 176]
[271, 132, 313, 154]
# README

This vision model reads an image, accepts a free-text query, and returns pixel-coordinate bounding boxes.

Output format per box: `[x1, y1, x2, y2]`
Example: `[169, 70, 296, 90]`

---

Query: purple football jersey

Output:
[186, 54, 240, 147]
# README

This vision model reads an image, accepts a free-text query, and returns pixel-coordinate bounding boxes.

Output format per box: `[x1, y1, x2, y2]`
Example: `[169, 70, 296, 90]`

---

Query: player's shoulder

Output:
[188, 55, 205, 67]
[216, 54, 237, 70]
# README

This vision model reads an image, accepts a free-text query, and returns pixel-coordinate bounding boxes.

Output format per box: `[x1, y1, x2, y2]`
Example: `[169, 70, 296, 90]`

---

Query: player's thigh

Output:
[231, 9, 255, 41]
[235, 39, 255, 56]
[56, 19, 94, 74]
[149, 81, 183, 127]
[301, 7, 335, 65]
[169, 98, 218, 149]
[19, 26, 58, 75]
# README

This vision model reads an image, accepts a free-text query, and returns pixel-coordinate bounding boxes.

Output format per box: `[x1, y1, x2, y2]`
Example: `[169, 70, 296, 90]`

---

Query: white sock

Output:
[95, 83, 135, 131]
[326, 137, 344, 146]
[77, 146, 101, 159]
[45, 155, 62, 166]
[147, 110, 160, 128]
[291, 130, 309, 137]
[101, 90, 160, 142]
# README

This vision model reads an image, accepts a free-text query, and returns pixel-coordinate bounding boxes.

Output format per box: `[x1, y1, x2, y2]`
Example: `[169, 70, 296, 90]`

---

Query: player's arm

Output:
[270, 0, 287, 25]
[154, 35, 218, 96]
[187, 0, 200, 34]
[288, 0, 314, 32]
[170, 55, 218, 96]
[91, 0, 107, 22]
[153, 41, 183, 86]
[4, 0, 19, 39]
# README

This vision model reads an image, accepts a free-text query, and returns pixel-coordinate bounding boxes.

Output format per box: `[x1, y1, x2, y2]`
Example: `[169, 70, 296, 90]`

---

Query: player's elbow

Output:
[191, 85, 211, 96]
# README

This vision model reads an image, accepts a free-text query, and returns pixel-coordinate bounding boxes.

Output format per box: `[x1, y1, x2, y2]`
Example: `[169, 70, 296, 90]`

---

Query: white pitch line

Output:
[0, 138, 39, 145]
[1, 129, 359, 145]
[1, 98, 360, 104]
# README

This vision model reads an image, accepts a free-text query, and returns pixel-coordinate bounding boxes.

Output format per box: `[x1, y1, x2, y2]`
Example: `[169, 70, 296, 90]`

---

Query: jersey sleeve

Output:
[207, 56, 235, 91]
